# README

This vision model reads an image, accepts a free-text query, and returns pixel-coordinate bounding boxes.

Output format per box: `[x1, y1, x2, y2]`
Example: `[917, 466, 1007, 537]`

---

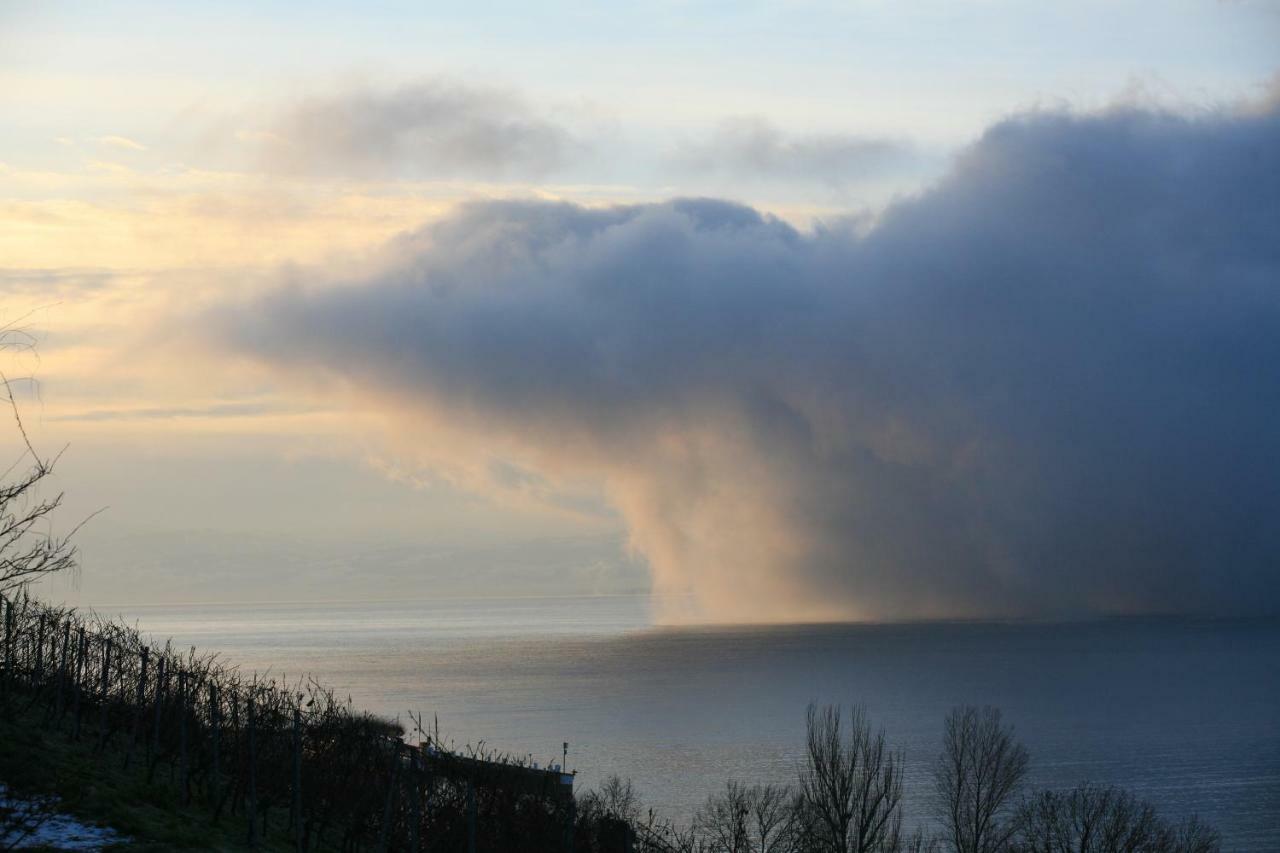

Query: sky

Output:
[2, 1, 1279, 621]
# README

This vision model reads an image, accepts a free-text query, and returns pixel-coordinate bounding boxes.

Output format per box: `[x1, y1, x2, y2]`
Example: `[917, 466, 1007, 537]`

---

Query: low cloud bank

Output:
[244, 80, 922, 193]
[258, 80, 579, 179]
[219, 102, 1280, 622]
[673, 116, 917, 186]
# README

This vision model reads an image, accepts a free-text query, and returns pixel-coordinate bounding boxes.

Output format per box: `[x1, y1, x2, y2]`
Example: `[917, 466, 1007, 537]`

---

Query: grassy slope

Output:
[0, 698, 294, 852]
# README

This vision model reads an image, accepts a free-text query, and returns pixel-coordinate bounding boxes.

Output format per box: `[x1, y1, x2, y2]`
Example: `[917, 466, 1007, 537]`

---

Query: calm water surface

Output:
[103, 597, 1279, 850]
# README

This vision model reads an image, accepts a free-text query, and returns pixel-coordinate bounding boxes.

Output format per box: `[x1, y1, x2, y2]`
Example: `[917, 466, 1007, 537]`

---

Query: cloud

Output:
[214, 100, 1280, 623]
[255, 80, 581, 180]
[673, 117, 917, 185]
[46, 401, 309, 423]
[97, 135, 148, 151]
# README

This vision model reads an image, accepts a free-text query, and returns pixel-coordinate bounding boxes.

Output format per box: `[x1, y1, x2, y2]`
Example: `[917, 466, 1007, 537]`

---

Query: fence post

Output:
[247, 691, 258, 848]
[563, 798, 575, 853]
[96, 637, 112, 751]
[150, 656, 166, 760]
[408, 750, 421, 853]
[9, 599, 18, 693]
[425, 771, 435, 851]
[1, 595, 9, 706]
[378, 742, 402, 853]
[229, 689, 240, 816]
[53, 620, 70, 720]
[467, 779, 477, 853]
[292, 706, 303, 852]
[179, 669, 189, 804]
[210, 682, 221, 814]
[34, 613, 45, 687]
[72, 627, 85, 739]
[125, 647, 148, 769]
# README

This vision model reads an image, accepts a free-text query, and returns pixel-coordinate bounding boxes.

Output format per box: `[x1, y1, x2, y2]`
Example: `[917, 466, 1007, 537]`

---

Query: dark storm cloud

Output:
[673, 117, 917, 185]
[259, 80, 579, 179]
[220, 102, 1280, 622]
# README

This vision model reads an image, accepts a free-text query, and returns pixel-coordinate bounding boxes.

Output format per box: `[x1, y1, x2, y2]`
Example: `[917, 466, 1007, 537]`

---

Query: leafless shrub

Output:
[1011, 784, 1220, 853]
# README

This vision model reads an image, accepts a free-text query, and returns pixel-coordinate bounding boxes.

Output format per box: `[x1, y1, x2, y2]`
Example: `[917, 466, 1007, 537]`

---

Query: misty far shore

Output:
[55, 591, 1277, 629]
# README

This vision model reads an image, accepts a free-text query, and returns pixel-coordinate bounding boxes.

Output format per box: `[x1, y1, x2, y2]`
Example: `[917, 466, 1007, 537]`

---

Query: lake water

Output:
[98, 596, 1279, 850]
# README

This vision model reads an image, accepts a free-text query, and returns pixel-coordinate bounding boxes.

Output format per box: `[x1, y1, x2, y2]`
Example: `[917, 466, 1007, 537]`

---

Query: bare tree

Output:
[799, 703, 906, 853]
[663, 823, 712, 853]
[695, 781, 752, 853]
[1169, 816, 1220, 853]
[694, 782, 797, 853]
[598, 774, 642, 825]
[1011, 784, 1220, 853]
[0, 324, 82, 593]
[903, 829, 944, 853]
[933, 706, 1029, 853]
[748, 784, 798, 853]
[1013, 784, 1158, 853]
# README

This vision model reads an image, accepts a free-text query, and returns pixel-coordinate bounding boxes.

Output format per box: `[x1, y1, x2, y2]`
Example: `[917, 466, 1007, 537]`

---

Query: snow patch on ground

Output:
[0, 783, 127, 851]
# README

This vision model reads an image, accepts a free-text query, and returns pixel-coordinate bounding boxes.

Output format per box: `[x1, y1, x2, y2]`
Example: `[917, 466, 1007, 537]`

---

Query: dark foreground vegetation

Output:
[0, 591, 1222, 852]
[610, 704, 1221, 853]
[0, 590, 583, 851]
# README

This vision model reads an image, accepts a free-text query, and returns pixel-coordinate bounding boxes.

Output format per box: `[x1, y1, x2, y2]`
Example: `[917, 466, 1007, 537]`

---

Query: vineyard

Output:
[0, 591, 587, 852]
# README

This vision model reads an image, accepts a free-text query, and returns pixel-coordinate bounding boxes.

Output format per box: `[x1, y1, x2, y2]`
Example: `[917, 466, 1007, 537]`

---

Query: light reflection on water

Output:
[99, 597, 1279, 850]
